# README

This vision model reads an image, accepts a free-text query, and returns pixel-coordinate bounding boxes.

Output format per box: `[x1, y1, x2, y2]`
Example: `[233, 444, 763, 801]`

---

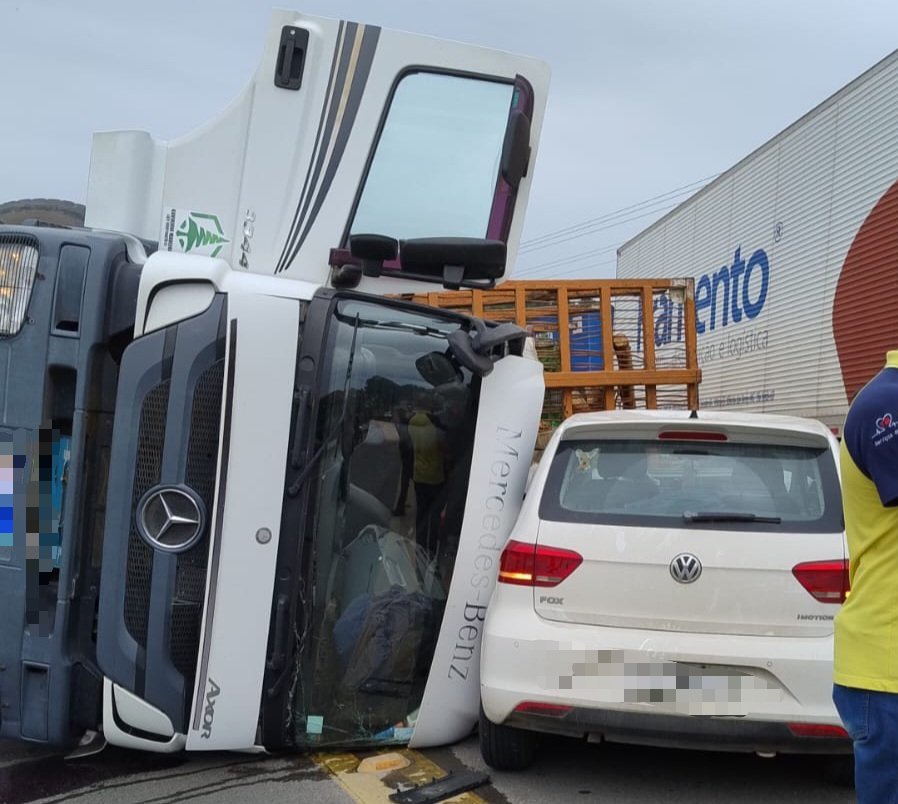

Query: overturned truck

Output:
[0, 10, 701, 757]
[0, 9, 550, 754]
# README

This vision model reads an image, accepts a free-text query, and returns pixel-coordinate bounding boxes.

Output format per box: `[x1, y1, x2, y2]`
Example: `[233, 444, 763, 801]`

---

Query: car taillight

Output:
[792, 559, 850, 603]
[658, 430, 728, 441]
[513, 701, 572, 717]
[498, 540, 582, 587]
[787, 723, 850, 739]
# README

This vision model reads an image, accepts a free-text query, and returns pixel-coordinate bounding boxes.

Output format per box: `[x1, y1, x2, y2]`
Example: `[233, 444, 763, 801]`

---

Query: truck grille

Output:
[98, 295, 228, 731]
[124, 380, 170, 647]
[170, 359, 225, 679]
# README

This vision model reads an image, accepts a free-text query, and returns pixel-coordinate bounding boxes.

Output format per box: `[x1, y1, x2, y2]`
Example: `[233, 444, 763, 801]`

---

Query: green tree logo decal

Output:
[177, 212, 230, 258]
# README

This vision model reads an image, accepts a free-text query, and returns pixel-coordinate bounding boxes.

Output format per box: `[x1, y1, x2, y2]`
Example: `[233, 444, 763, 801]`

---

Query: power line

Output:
[517, 193, 698, 255]
[518, 173, 717, 255]
[519, 173, 715, 249]
[516, 201, 685, 261]
[516, 257, 618, 282]
[514, 242, 619, 277]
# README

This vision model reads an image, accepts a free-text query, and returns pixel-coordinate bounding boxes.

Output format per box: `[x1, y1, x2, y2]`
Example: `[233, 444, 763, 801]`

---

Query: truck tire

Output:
[0, 198, 85, 228]
[479, 704, 538, 771]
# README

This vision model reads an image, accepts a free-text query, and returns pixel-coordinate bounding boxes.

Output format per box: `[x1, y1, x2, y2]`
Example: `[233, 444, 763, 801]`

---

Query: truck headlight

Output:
[0, 238, 39, 336]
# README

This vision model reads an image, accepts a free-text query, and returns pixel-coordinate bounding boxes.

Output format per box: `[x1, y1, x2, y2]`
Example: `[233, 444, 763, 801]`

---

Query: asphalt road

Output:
[1, 733, 855, 804]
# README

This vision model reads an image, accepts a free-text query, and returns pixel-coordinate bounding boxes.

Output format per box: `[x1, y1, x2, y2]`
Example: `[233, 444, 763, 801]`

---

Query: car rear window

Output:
[538, 438, 843, 533]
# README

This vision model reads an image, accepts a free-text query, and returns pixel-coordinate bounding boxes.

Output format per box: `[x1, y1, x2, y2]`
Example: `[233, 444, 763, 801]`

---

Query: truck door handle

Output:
[274, 26, 310, 91]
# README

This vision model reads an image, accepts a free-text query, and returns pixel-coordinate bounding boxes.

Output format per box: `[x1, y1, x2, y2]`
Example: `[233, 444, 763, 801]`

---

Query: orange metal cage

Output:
[397, 279, 701, 434]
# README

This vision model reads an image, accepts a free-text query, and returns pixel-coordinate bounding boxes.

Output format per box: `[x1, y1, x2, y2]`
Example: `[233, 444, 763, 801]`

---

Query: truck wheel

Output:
[0, 198, 85, 228]
[479, 705, 538, 771]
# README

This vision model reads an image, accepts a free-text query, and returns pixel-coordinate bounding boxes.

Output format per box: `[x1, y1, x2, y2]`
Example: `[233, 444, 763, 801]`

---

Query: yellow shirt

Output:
[408, 412, 445, 485]
[833, 351, 898, 691]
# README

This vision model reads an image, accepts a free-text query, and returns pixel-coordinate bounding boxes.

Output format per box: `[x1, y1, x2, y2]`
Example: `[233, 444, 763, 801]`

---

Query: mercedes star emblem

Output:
[137, 486, 205, 552]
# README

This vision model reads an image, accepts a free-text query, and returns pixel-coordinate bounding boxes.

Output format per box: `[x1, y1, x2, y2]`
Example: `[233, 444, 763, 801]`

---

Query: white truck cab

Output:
[0, 9, 548, 754]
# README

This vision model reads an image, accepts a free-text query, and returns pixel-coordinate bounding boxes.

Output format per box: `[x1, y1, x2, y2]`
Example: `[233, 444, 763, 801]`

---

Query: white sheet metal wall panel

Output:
[618, 51, 898, 430]
[758, 104, 838, 425]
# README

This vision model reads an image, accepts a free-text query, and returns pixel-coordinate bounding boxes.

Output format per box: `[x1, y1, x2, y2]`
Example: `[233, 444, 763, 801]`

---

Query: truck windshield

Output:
[292, 298, 477, 747]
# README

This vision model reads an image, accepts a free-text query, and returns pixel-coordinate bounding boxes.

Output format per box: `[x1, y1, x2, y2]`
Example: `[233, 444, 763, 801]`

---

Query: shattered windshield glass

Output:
[291, 299, 477, 747]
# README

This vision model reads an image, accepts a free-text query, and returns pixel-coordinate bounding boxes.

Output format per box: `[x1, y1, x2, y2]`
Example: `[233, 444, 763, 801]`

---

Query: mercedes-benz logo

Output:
[670, 553, 702, 584]
[137, 486, 205, 552]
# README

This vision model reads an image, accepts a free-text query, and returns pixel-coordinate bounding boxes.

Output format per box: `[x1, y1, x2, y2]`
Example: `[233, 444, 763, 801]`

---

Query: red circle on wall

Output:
[832, 176, 898, 402]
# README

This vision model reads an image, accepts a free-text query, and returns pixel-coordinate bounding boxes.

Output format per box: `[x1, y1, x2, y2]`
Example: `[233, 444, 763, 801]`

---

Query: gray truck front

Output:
[0, 227, 143, 747]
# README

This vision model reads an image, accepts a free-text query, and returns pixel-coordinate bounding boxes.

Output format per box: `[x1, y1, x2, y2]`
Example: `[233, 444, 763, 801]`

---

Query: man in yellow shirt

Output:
[408, 394, 447, 557]
[834, 350, 898, 802]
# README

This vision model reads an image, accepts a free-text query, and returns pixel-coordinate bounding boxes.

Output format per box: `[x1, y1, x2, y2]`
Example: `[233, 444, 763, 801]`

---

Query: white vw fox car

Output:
[480, 410, 850, 777]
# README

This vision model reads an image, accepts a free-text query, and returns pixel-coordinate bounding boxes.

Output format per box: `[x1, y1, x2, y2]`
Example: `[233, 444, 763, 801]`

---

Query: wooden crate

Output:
[398, 279, 702, 432]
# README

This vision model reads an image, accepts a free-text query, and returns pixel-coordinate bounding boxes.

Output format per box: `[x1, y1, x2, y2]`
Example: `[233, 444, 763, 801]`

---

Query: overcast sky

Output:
[4, 0, 898, 277]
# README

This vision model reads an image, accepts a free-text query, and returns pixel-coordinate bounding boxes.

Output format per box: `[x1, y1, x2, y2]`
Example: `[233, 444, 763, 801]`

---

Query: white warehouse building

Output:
[617, 49, 898, 433]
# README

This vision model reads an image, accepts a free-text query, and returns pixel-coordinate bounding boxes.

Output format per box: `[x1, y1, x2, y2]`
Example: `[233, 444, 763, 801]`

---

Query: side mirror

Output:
[415, 351, 462, 387]
[349, 234, 399, 278]
[400, 237, 506, 289]
[335, 235, 507, 290]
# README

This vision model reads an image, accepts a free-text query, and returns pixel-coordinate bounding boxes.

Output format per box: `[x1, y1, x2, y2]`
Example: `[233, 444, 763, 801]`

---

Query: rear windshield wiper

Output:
[682, 511, 782, 524]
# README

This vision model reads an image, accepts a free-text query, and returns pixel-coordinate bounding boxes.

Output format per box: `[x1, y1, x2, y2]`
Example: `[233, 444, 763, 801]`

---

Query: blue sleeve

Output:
[844, 396, 898, 507]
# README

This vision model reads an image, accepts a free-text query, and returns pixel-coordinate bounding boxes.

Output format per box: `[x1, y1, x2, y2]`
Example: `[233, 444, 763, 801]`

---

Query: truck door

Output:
[260, 290, 544, 752]
[85, 9, 550, 295]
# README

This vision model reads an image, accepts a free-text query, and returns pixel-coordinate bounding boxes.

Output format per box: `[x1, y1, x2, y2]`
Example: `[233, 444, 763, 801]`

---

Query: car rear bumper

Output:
[499, 705, 851, 755]
[481, 598, 846, 754]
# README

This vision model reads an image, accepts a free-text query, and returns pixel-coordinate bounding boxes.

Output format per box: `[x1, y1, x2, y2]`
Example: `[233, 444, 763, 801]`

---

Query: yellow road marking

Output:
[315, 748, 487, 804]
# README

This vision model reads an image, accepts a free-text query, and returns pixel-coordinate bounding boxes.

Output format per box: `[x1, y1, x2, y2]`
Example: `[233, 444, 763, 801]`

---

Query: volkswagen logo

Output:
[670, 553, 702, 584]
[137, 486, 205, 552]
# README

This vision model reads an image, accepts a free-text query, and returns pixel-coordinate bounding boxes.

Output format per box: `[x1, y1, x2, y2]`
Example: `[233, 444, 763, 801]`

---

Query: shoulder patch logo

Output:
[875, 413, 893, 435]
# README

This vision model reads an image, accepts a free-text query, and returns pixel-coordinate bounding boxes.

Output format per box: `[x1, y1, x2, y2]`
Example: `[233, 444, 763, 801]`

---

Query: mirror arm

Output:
[361, 258, 383, 278]
[473, 321, 527, 355]
[447, 330, 495, 377]
[331, 264, 362, 289]
[447, 320, 527, 378]
[348, 234, 400, 279]
[443, 264, 465, 291]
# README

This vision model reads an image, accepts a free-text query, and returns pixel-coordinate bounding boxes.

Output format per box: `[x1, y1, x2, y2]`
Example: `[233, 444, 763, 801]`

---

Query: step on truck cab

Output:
[0, 9, 549, 753]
